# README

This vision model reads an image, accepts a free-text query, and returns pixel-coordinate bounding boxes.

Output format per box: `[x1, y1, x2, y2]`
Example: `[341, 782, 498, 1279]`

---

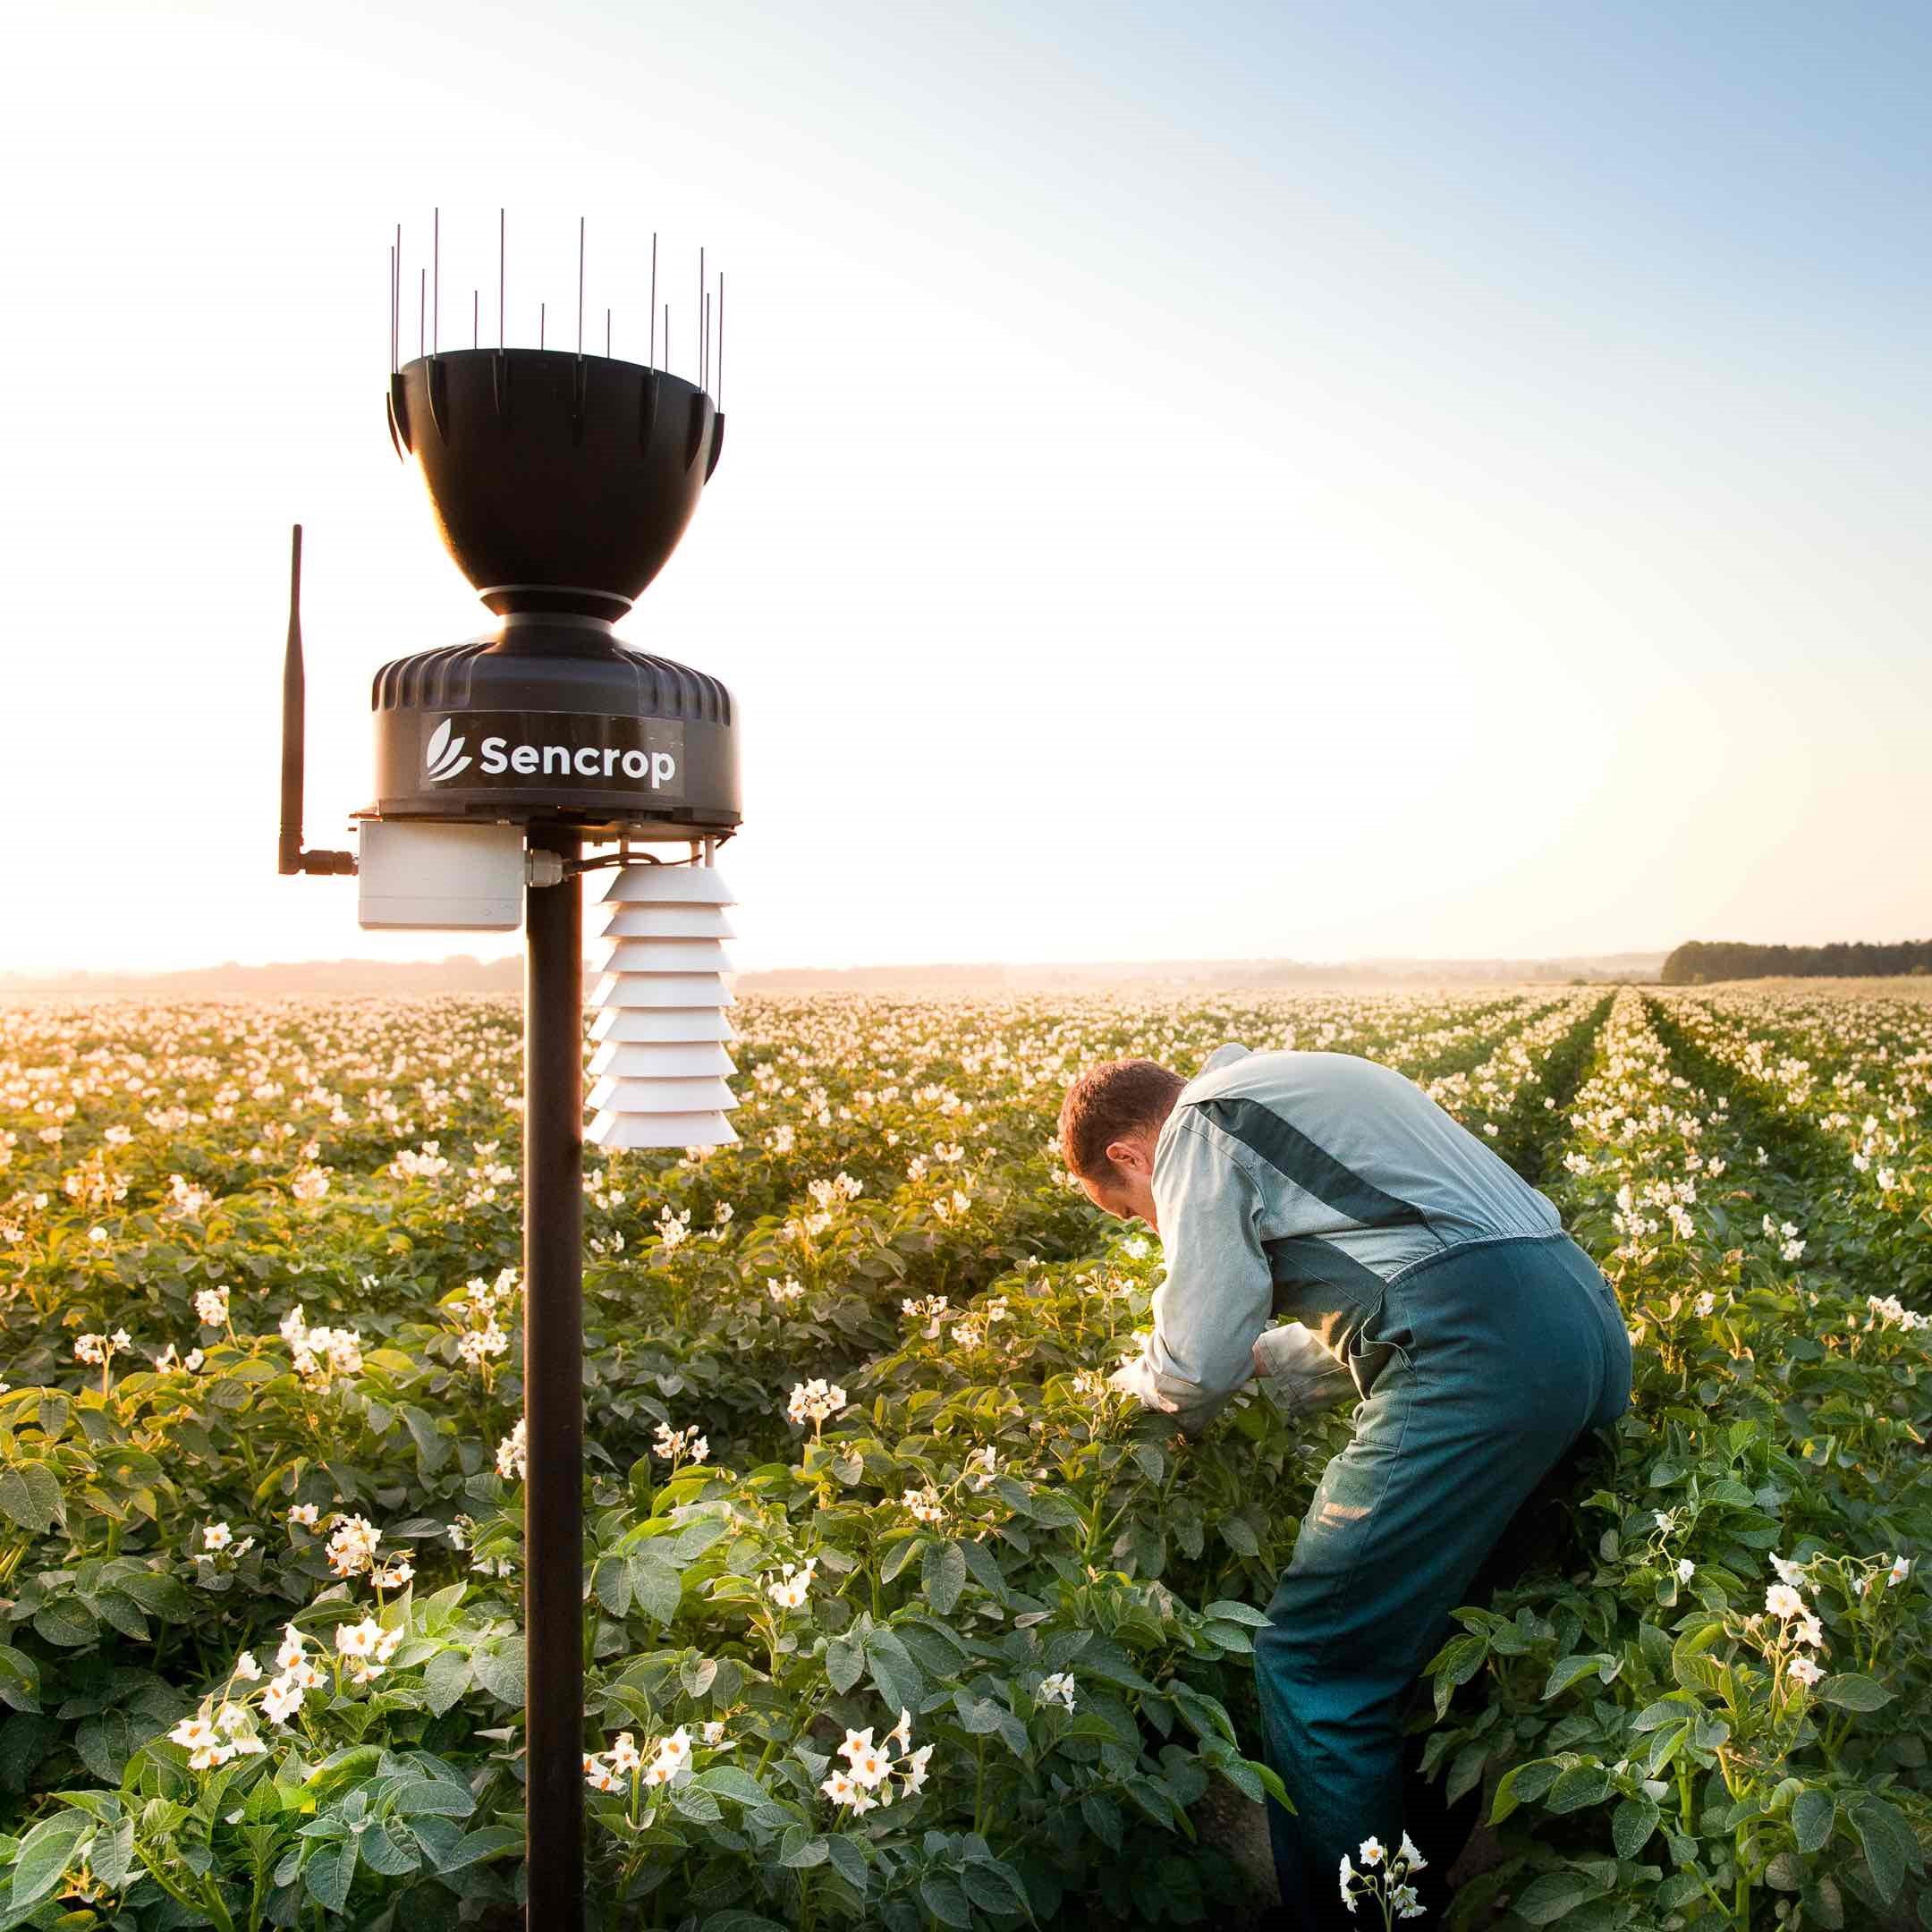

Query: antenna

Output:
[578, 216, 586, 360]
[278, 525, 305, 875]
[649, 231, 657, 368]
[433, 207, 440, 355]
[716, 271, 724, 411]
[498, 208, 505, 352]
[277, 525, 353, 877]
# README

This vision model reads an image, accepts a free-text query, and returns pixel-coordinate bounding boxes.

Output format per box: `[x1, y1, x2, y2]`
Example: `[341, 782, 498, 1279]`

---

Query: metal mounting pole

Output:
[523, 826, 584, 1929]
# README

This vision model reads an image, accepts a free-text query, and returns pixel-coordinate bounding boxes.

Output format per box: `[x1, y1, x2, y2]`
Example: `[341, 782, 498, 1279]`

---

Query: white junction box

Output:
[357, 821, 525, 930]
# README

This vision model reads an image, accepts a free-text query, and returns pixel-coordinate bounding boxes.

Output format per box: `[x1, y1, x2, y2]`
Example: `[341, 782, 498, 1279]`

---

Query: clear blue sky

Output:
[5, 0, 1927, 973]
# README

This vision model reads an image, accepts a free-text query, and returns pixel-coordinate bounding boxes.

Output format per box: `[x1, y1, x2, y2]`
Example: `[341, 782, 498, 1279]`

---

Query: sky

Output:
[4, 0, 1928, 977]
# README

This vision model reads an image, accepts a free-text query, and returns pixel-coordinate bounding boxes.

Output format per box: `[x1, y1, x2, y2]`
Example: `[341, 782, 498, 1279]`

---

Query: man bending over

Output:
[1058, 1043, 1631, 1928]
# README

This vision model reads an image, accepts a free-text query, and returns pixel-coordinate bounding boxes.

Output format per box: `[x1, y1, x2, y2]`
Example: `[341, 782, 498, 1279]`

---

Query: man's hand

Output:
[1106, 1360, 1179, 1411]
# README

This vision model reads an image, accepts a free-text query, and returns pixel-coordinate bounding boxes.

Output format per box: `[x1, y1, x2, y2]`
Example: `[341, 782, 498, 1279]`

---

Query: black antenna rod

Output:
[499, 208, 505, 352]
[649, 232, 657, 368]
[578, 216, 585, 359]
[698, 246, 705, 387]
[278, 525, 354, 878]
[433, 207, 440, 355]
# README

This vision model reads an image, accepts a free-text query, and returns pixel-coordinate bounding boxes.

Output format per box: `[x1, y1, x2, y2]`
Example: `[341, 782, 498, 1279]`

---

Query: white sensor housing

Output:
[357, 821, 524, 929]
[585, 864, 739, 1148]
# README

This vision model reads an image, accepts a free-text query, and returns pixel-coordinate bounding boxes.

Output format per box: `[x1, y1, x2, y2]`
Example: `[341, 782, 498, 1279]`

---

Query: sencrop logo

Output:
[422, 716, 679, 790]
[424, 718, 472, 784]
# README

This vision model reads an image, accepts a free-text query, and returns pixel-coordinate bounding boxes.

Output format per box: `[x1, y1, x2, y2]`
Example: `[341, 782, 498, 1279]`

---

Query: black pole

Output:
[523, 826, 584, 1928]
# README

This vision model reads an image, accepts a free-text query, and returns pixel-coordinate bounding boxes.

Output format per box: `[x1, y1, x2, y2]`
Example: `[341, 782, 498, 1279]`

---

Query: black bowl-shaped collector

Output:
[370, 348, 738, 835]
[388, 348, 723, 619]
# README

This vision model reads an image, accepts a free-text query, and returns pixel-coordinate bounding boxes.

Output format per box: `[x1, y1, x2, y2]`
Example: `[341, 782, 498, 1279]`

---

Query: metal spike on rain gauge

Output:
[586, 863, 740, 1149]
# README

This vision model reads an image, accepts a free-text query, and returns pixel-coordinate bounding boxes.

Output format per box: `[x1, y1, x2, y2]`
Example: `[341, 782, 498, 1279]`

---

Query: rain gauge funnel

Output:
[276, 216, 745, 1931]
[373, 345, 737, 834]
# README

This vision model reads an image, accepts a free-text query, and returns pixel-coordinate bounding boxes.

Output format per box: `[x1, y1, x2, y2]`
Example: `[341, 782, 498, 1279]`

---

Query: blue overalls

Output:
[1106, 1046, 1631, 1927]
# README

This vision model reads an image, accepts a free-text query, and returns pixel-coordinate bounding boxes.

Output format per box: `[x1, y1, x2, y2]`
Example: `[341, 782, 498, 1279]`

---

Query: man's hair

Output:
[1058, 1058, 1185, 1182]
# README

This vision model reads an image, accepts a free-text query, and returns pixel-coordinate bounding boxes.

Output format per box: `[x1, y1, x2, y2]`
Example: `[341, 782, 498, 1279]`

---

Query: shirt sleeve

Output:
[1251, 1321, 1358, 1419]
[1106, 1110, 1275, 1438]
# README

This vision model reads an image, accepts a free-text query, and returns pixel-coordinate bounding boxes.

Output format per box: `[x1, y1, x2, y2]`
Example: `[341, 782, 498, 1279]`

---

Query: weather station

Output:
[277, 211, 742, 1928]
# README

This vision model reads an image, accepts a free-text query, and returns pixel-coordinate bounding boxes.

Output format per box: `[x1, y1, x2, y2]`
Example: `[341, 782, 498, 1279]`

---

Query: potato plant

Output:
[0, 984, 1924, 1928]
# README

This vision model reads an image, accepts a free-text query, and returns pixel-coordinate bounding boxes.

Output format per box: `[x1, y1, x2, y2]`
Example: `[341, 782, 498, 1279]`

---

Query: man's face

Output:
[1078, 1133, 1159, 1232]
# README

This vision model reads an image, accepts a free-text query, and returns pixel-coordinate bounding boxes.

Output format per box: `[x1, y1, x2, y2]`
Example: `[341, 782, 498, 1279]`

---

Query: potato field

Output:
[0, 982, 1927, 1931]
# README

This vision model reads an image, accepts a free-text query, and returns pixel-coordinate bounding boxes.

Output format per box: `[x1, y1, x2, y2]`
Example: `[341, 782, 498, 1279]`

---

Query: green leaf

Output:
[1170, 1686, 1237, 1747]
[864, 1630, 923, 1716]
[960, 1859, 1028, 1915]
[825, 1835, 869, 1891]
[0, 1465, 64, 1537]
[89, 1814, 133, 1892]
[1546, 1763, 1613, 1813]
[1631, 1695, 1691, 1733]
[436, 1824, 521, 1872]
[1202, 1599, 1270, 1627]
[1026, 1491, 1081, 1530]
[1432, 1634, 1487, 1719]
[691, 1766, 771, 1807]
[0, 1647, 41, 1714]
[919, 1875, 974, 1928]
[8, 1809, 92, 1909]
[391, 1778, 476, 1818]
[593, 1555, 631, 1618]
[921, 1540, 967, 1617]
[31, 1599, 97, 1648]
[628, 1553, 682, 1627]
[1218, 1517, 1259, 1557]
[470, 1643, 524, 1707]
[1488, 1757, 1558, 1826]
[1543, 1653, 1618, 1699]
[422, 1649, 470, 1717]
[1129, 1440, 1165, 1484]
[879, 1536, 922, 1586]
[1817, 1673, 1892, 1712]
[1613, 1794, 1660, 1858]
[1081, 1792, 1123, 1850]
[1792, 1788, 1835, 1854]
[304, 1839, 358, 1913]
[1513, 1868, 1611, 1924]
[1850, 1796, 1921, 1902]
[360, 1818, 420, 1877]
[400, 1404, 451, 1476]
[825, 1633, 866, 1695]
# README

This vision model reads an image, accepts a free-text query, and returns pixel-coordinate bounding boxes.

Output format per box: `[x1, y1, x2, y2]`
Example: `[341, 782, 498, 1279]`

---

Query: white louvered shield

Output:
[585, 863, 740, 1148]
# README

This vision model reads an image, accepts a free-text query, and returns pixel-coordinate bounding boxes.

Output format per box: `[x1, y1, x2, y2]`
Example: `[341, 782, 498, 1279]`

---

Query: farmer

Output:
[1058, 1045, 1631, 1928]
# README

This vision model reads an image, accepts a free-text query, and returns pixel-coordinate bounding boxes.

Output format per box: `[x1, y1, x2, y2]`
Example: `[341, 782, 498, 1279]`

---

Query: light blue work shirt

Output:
[1106, 1043, 1564, 1436]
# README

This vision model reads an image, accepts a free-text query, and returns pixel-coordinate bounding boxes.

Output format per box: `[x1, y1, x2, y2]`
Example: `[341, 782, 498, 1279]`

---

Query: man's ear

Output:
[1104, 1135, 1151, 1177]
